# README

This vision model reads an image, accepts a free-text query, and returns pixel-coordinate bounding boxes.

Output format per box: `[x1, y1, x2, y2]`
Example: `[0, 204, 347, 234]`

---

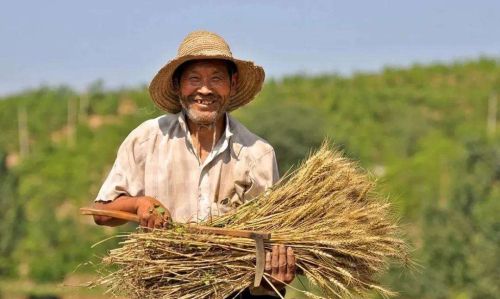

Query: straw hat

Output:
[149, 31, 265, 113]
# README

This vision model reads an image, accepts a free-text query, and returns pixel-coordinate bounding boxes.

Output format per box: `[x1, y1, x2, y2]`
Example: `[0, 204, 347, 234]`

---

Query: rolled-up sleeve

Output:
[95, 132, 147, 202]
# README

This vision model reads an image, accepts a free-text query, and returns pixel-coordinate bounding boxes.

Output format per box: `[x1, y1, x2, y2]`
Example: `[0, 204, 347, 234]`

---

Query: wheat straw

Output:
[92, 141, 408, 298]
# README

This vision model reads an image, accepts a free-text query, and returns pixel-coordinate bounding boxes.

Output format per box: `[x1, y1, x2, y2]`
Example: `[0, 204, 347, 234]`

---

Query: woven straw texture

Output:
[149, 31, 265, 113]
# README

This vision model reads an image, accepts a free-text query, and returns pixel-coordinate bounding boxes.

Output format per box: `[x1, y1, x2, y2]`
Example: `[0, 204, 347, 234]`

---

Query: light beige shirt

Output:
[95, 112, 279, 223]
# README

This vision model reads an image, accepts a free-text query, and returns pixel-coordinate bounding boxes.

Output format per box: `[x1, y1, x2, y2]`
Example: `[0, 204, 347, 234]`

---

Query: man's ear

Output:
[229, 73, 238, 97]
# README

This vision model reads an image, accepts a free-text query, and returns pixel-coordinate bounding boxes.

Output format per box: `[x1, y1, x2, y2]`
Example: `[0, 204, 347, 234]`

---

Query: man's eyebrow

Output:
[212, 69, 228, 75]
[183, 70, 200, 76]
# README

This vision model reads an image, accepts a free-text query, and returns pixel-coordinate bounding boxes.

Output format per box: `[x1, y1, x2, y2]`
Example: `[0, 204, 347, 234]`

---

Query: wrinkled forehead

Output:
[174, 59, 237, 80]
[182, 60, 228, 73]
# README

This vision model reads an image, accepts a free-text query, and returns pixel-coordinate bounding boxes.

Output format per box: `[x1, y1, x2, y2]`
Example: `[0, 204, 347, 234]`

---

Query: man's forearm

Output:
[92, 196, 138, 226]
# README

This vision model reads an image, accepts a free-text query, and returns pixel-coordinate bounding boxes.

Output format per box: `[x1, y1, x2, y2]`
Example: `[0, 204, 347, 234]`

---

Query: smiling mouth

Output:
[194, 98, 216, 105]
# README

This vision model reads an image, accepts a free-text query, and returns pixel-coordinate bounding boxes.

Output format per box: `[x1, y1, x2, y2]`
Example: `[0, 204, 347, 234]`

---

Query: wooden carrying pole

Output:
[80, 207, 270, 239]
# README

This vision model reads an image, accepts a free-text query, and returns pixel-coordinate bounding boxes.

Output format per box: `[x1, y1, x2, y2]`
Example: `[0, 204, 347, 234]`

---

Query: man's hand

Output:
[265, 244, 296, 287]
[135, 196, 172, 229]
[93, 195, 171, 228]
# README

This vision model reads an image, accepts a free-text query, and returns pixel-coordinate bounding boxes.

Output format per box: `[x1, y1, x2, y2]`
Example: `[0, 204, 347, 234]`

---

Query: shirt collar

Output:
[178, 111, 233, 141]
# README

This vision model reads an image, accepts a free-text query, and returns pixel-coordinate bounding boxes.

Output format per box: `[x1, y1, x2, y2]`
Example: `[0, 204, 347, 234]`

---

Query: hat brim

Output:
[149, 55, 265, 114]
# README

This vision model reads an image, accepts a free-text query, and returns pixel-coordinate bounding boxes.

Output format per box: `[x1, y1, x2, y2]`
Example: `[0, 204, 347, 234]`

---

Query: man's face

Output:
[177, 60, 237, 126]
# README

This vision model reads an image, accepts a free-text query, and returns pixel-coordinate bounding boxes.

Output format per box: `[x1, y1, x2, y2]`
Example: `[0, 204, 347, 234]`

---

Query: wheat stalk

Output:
[91, 141, 409, 298]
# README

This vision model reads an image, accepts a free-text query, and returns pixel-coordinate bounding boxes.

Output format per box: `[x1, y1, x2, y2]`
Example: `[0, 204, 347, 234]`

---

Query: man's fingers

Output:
[140, 215, 161, 229]
[285, 247, 296, 283]
[148, 206, 156, 228]
[136, 198, 172, 229]
[153, 215, 163, 229]
[147, 214, 156, 228]
[138, 203, 154, 228]
[265, 251, 272, 274]
[278, 244, 286, 281]
[139, 213, 148, 227]
[265, 244, 295, 288]
[139, 207, 168, 229]
[271, 245, 279, 278]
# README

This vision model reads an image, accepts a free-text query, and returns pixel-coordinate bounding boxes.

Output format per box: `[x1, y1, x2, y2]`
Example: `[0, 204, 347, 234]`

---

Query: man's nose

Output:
[197, 84, 213, 95]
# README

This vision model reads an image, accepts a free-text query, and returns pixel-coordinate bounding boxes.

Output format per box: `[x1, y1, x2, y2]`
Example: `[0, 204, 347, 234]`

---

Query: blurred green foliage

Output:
[0, 150, 24, 277]
[0, 58, 499, 298]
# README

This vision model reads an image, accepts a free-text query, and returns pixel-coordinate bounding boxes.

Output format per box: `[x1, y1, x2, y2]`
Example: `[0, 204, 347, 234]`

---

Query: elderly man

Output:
[92, 31, 295, 298]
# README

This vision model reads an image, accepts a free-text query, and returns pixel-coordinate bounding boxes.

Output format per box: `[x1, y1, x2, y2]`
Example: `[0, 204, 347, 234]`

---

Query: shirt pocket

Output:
[212, 164, 252, 216]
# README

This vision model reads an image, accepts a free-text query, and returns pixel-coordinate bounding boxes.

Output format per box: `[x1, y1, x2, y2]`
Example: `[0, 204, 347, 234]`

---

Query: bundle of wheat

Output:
[93, 142, 408, 298]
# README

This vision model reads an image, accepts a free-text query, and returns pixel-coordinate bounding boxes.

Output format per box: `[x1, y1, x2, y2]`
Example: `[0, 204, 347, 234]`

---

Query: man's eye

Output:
[188, 77, 200, 81]
[213, 76, 226, 82]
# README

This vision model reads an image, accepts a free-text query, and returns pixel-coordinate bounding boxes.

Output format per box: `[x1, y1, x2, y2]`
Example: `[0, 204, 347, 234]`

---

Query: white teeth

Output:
[196, 99, 214, 105]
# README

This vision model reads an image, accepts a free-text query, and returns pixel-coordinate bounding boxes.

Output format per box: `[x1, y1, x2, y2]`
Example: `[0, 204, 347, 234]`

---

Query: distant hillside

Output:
[0, 58, 498, 298]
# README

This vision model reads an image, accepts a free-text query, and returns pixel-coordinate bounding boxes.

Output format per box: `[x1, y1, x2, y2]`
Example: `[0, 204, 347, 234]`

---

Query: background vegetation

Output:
[0, 58, 498, 298]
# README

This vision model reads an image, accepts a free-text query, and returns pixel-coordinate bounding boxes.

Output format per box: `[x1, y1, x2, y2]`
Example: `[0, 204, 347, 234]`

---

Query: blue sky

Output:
[1, 0, 499, 96]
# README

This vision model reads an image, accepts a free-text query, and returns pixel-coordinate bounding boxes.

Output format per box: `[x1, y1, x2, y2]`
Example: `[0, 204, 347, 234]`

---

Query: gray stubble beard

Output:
[179, 95, 229, 127]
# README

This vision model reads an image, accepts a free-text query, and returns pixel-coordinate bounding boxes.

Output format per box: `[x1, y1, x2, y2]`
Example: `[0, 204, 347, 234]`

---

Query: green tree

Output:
[0, 151, 24, 277]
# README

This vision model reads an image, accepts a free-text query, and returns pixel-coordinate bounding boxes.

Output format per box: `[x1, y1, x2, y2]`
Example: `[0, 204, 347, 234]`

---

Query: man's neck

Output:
[186, 115, 226, 163]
